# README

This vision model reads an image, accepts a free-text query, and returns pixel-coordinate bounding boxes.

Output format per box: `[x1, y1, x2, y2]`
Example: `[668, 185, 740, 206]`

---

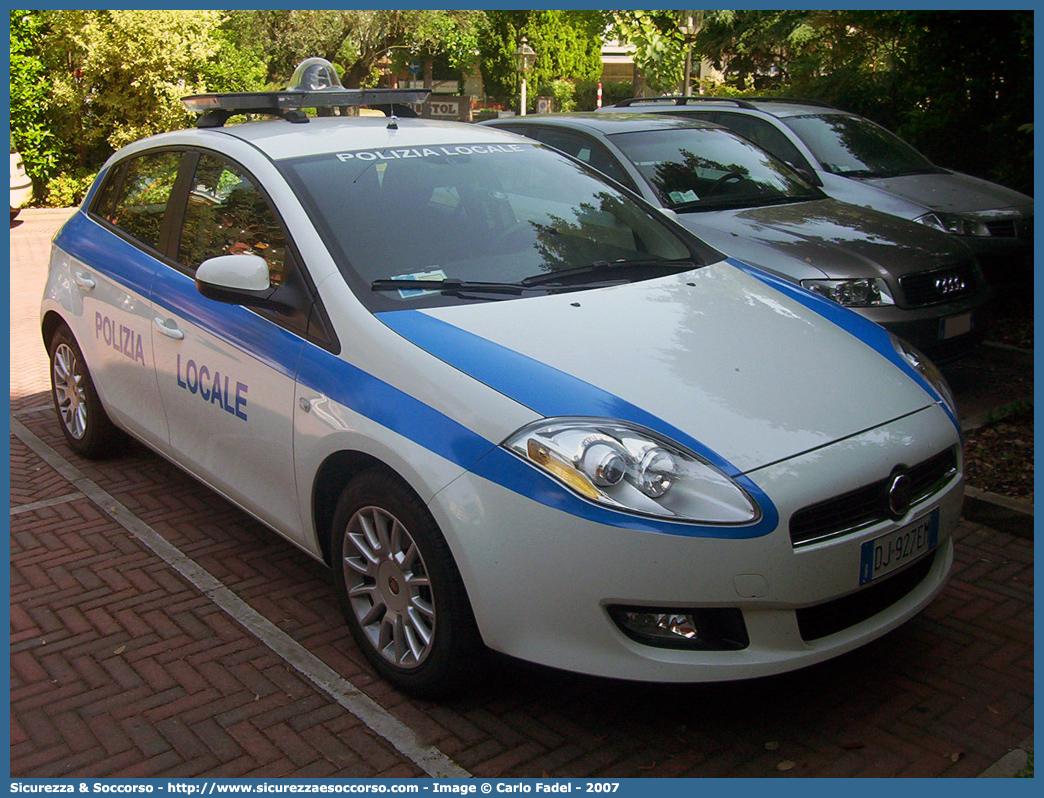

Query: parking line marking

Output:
[10, 491, 85, 515]
[10, 416, 471, 779]
[12, 403, 55, 417]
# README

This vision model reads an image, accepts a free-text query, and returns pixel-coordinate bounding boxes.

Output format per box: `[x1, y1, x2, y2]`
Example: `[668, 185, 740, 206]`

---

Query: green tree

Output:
[10, 10, 55, 194]
[693, 10, 1032, 193]
[226, 10, 484, 90]
[526, 10, 603, 108]
[477, 10, 529, 104]
[391, 10, 486, 89]
[45, 10, 223, 163]
[479, 10, 603, 111]
[12, 10, 266, 203]
[610, 11, 688, 95]
[894, 11, 1032, 193]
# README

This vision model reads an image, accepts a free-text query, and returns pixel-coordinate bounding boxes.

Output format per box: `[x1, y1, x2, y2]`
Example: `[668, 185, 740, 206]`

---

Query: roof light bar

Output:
[181, 57, 431, 128]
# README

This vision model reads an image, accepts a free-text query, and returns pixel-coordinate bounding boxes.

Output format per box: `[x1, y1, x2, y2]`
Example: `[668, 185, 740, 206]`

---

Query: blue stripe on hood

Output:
[726, 259, 960, 434]
[377, 307, 780, 539]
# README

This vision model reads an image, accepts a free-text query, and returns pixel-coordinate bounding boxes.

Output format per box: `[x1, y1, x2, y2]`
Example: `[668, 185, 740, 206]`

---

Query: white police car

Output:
[41, 60, 963, 695]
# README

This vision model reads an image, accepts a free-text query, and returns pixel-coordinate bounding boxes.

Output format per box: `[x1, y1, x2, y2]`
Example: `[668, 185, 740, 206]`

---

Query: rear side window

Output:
[98, 151, 182, 251]
[178, 154, 288, 282]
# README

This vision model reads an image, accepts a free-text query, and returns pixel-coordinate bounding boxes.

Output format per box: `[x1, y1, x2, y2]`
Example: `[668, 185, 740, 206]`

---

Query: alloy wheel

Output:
[342, 505, 436, 668]
[52, 342, 88, 440]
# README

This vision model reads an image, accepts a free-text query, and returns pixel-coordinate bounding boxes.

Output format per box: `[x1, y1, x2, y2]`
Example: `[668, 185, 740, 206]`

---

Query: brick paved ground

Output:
[9, 209, 1034, 778]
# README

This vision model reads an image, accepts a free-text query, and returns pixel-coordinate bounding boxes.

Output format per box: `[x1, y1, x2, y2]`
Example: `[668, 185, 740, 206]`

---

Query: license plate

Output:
[859, 510, 939, 585]
[941, 313, 972, 339]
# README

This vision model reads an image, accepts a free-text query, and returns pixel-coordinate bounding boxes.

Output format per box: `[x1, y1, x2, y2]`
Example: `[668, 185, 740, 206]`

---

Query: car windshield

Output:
[607, 127, 823, 212]
[782, 113, 938, 178]
[278, 141, 708, 309]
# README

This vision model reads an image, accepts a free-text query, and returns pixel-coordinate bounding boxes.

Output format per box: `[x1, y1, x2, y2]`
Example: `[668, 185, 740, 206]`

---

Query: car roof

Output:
[484, 112, 719, 135]
[197, 115, 532, 161]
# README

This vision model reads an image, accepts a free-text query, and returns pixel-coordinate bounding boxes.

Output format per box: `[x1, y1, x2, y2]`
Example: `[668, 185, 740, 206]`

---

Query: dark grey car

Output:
[598, 97, 1033, 276]
[482, 113, 992, 360]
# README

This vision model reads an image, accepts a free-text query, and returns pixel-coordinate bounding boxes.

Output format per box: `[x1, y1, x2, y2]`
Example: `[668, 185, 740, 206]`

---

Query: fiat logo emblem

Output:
[887, 473, 913, 518]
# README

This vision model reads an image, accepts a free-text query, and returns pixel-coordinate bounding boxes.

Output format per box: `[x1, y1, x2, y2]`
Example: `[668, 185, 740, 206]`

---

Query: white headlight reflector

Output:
[801, 278, 895, 307]
[890, 333, 958, 416]
[504, 419, 759, 524]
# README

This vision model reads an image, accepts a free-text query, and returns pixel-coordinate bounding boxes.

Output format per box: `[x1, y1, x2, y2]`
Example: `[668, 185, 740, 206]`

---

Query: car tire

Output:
[49, 324, 125, 459]
[332, 467, 485, 697]
[11, 207, 20, 222]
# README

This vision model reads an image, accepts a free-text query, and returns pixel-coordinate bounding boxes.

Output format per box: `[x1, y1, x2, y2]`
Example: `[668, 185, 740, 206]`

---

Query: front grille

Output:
[789, 447, 958, 547]
[985, 220, 1017, 238]
[899, 263, 979, 307]
[796, 550, 936, 641]
[984, 216, 1033, 240]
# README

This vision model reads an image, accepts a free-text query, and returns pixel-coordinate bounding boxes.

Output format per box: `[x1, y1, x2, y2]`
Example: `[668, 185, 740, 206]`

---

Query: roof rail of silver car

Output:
[611, 96, 761, 110]
[746, 97, 837, 109]
[610, 95, 836, 111]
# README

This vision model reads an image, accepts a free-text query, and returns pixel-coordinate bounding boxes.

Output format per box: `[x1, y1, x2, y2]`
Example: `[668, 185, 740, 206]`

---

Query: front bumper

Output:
[430, 404, 962, 682]
[858, 286, 992, 361]
[961, 234, 1033, 280]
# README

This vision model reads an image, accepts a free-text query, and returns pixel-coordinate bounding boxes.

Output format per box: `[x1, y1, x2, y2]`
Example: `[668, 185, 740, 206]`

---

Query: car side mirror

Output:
[195, 254, 288, 313]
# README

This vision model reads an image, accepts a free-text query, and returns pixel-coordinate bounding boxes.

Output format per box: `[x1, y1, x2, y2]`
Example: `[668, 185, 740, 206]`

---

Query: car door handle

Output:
[73, 271, 96, 290]
[153, 317, 185, 340]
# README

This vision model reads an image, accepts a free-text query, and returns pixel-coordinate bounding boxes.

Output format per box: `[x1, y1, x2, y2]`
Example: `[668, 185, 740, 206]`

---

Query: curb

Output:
[980, 735, 1034, 778]
[959, 393, 1033, 434]
[981, 340, 1033, 357]
[963, 486, 1033, 539]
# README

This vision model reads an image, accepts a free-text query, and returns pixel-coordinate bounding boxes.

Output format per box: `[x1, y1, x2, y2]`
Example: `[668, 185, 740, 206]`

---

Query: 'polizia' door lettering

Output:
[176, 354, 249, 421]
[95, 312, 146, 366]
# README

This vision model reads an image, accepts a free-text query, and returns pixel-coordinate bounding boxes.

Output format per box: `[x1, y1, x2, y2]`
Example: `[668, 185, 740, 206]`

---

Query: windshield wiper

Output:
[834, 168, 886, 179]
[520, 257, 697, 287]
[371, 278, 530, 297]
[670, 195, 800, 212]
[372, 258, 698, 297]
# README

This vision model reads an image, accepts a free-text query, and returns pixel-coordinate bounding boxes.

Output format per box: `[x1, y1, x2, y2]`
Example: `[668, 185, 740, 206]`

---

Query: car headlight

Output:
[915, 212, 990, 237]
[503, 418, 760, 524]
[890, 333, 958, 416]
[801, 278, 895, 307]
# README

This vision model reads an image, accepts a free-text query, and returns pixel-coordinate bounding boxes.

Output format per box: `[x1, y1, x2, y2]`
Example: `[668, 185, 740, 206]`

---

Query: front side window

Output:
[279, 142, 708, 310]
[609, 128, 823, 212]
[100, 151, 182, 250]
[782, 114, 938, 178]
[178, 154, 288, 282]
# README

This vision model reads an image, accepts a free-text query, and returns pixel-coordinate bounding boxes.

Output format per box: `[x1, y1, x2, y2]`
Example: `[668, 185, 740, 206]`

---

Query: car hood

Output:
[861, 171, 1033, 217]
[378, 260, 939, 475]
[669, 198, 971, 282]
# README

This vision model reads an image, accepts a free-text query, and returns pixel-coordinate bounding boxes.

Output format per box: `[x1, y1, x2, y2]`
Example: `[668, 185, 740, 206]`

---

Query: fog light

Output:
[608, 605, 749, 650]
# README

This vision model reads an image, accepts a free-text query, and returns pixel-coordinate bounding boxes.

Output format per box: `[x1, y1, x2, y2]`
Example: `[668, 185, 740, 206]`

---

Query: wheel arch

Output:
[312, 449, 407, 567]
[41, 310, 69, 353]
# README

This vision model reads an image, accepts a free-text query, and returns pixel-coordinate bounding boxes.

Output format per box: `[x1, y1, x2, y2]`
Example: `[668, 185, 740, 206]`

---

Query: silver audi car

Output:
[483, 112, 993, 361]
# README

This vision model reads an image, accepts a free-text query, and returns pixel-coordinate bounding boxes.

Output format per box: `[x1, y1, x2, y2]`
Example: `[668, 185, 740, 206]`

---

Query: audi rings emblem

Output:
[935, 273, 966, 296]
[887, 472, 914, 519]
